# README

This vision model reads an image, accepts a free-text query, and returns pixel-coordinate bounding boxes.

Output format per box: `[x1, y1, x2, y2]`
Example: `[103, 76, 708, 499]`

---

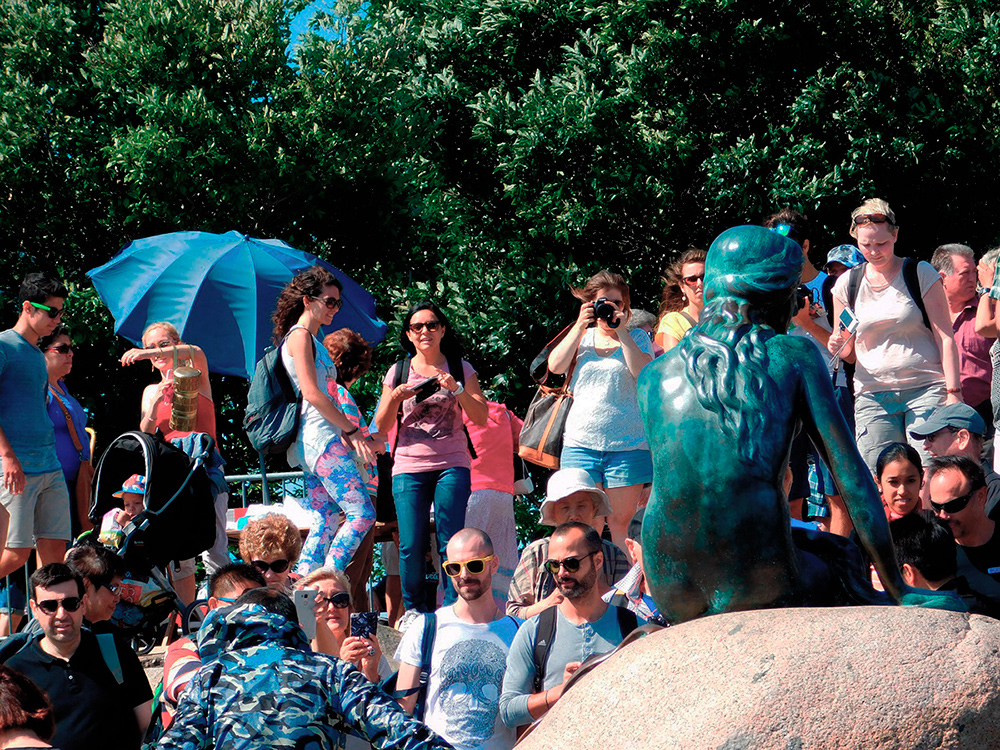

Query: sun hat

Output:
[539, 468, 613, 526]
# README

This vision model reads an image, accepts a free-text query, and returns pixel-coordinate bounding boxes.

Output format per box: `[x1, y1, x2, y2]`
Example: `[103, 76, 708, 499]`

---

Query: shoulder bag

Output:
[518, 324, 577, 470]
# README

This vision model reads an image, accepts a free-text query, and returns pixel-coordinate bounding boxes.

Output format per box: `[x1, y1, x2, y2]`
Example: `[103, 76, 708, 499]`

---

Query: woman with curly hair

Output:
[239, 513, 303, 591]
[655, 247, 707, 352]
[271, 266, 376, 576]
[373, 301, 488, 614]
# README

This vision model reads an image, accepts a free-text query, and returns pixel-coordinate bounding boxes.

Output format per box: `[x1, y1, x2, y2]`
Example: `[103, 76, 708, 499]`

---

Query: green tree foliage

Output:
[3, 0, 1000, 506]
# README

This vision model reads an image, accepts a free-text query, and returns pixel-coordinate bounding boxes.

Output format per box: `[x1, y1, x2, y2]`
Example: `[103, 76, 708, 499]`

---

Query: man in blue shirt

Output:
[0, 273, 71, 577]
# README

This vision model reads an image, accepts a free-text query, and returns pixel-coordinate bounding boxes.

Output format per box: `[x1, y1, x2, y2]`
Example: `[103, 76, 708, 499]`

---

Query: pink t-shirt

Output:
[383, 359, 477, 474]
[465, 401, 524, 494]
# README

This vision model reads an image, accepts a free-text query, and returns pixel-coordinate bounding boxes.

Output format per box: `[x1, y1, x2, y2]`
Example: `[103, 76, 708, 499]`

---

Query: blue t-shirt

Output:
[0, 329, 60, 474]
[47, 383, 90, 482]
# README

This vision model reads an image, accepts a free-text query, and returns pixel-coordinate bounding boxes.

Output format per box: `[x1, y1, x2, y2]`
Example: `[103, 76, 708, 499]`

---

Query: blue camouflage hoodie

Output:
[157, 604, 451, 750]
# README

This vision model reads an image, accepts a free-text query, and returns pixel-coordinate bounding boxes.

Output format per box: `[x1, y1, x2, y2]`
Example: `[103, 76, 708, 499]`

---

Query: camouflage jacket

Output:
[157, 604, 451, 750]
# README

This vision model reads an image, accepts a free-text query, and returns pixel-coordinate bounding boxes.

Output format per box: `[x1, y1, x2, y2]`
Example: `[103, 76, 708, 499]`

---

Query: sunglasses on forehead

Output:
[35, 596, 84, 614]
[251, 559, 290, 574]
[853, 214, 891, 227]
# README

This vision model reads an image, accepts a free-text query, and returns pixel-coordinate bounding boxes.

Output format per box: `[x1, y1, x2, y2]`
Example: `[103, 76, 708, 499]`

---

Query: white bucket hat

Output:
[539, 468, 613, 526]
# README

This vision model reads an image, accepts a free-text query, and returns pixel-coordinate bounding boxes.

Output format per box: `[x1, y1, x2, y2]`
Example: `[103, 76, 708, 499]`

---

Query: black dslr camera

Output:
[590, 297, 621, 329]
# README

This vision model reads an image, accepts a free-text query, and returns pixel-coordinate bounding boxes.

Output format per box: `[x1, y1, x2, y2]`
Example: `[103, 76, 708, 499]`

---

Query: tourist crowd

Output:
[2, 196, 1000, 749]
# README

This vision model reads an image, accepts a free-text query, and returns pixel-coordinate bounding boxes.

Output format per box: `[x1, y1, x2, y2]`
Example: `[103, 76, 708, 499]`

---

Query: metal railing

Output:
[225, 471, 306, 507]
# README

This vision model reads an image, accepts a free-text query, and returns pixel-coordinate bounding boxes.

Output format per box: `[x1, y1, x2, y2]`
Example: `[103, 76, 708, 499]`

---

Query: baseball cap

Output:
[909, 403, 985, 440]
[825, 245, 864, 271]
[113, 473, 147, 499]
[539, 468, 613, 526]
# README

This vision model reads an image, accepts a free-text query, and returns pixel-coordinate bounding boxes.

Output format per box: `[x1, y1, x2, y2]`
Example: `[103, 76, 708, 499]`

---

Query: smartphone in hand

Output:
[839, 308, 859, 334]
[292, 589, 318, 641]
[350, 611, 378, 640]
[411, 376, 441, 403]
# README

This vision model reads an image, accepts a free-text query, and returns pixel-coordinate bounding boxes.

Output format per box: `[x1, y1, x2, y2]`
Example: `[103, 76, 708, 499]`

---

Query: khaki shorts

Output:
[0, 469, 72, 547]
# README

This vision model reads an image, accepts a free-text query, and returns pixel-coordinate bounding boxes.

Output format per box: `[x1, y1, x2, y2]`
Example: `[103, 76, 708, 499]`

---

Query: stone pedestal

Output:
[517, 607, 1000, 749]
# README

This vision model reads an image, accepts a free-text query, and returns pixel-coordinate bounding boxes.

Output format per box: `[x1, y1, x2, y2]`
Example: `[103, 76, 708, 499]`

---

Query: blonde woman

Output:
[828, 198, 961, 470]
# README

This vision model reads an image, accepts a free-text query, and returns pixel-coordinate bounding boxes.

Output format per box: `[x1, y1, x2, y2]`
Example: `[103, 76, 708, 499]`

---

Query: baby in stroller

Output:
[98, 474, 147, 549]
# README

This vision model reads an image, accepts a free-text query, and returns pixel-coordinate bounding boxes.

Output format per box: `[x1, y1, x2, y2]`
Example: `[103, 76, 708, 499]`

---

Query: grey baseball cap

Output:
[909, 403, 985, 439]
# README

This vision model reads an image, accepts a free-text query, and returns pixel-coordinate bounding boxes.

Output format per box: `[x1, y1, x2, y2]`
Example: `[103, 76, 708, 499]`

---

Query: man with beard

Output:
[927, 455, 1000, 604]
[499, 522, 636, 730]
[396, 527, 520, 749]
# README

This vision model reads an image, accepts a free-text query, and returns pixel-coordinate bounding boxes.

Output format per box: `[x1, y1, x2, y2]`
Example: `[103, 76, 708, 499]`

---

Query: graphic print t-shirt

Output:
[396, 606, 520, 750]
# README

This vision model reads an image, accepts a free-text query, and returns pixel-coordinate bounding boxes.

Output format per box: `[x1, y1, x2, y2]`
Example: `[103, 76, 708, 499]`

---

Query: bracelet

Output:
[946, 387, 962, 395]
[343, 426, 359, 437]
[543, 689, 550, 709]
[454, 382, 465, 396]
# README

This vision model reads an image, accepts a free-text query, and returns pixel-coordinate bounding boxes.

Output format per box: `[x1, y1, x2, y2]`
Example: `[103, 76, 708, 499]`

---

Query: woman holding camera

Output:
[547, 270, 653, 549]
[373, 301, 488, 615]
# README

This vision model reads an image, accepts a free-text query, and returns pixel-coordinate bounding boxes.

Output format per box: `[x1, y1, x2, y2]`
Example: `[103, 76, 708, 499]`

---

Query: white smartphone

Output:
[292, 589, 318, 640]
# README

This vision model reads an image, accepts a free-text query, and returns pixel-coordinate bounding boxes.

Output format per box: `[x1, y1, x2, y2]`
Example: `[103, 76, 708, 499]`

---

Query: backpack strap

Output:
[616, 605, 639, 639]
[901, 257, 932, 330]
[532, 605, 558, 694]
[845, 262, 865, 313]
[390, 357, 411, 454]
[96, 632, 124, 685]
[413, 611, 437, 721]
[444, 351, 478, 461]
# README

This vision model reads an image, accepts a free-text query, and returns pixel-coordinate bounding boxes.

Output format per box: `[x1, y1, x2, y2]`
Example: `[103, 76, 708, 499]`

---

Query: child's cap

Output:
[113, 474, 147, 499]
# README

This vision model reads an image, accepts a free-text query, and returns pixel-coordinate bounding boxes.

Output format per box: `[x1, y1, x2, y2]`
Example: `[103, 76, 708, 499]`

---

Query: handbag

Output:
[518, 325, 577, 470]
[49, 385, 95, 528]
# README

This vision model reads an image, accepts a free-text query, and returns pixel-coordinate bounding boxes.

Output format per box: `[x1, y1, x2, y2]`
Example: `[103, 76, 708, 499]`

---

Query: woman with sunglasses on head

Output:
[655, 248, 707, 352]
[272, 267, 376, 576]
[373, 301, 488, 615]
[547, 270, 654, 550]
[238, 513, 303, 591]
[294, 569, 385, 683]
[828, 198, 961, 470]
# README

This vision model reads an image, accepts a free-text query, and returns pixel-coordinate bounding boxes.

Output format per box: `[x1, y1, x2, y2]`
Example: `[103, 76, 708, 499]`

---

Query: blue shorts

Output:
[560, 446, 653, 488]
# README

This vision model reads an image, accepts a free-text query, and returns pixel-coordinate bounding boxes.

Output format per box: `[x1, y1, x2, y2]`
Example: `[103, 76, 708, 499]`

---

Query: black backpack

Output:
[845, 258, 931, 330]
[531, 604, 638, 692]
[244, 336, 315, 455]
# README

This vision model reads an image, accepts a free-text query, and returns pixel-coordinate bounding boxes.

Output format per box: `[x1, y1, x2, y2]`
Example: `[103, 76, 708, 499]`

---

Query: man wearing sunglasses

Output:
[927, 455, 1000, 605]
[910, 403, 1000, 518]
[2, 563, 152, 750]
[395, 528, 520, 750]
[0, 274, 72, 580]
[500, 522, 635, 731]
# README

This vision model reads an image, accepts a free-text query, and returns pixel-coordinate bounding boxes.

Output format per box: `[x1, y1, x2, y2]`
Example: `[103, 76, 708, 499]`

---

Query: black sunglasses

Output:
[543, 551, 596, 576]
[930, 489, 977, 515]
[853, 214, 890, 227]
[313, 295, 343, 311]
[47, 343, 74, 354]
[251, 559, 290, 574]
[30, 301, 66, 319]
[35, 596, 84, 614]
[315, 592, 351, 609]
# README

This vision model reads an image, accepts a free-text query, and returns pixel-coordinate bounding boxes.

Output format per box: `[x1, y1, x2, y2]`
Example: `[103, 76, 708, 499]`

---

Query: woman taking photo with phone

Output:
[828, 199, 961, 470]
[547, 270, 653, 549]
[272, 266, 376, 576]
[374, 301, 488, 615]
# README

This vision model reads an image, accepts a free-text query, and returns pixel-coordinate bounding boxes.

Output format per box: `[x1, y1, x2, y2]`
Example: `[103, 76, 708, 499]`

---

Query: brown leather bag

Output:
[518, 325, 577, 470]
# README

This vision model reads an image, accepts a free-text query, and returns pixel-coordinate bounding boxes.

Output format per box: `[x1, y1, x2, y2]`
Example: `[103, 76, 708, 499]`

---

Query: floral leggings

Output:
[296, 437, 375, 575]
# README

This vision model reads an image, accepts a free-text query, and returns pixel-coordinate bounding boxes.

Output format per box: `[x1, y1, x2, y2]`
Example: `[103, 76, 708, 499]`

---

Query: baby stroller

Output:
[87, 430, 218, 652]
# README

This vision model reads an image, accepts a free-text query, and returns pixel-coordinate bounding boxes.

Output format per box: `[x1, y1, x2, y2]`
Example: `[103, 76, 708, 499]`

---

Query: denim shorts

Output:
[560, 446, 653, 488]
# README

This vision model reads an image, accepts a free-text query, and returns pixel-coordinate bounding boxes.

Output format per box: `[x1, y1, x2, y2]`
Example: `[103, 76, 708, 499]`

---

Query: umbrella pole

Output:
[259, 451, 271, 506]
